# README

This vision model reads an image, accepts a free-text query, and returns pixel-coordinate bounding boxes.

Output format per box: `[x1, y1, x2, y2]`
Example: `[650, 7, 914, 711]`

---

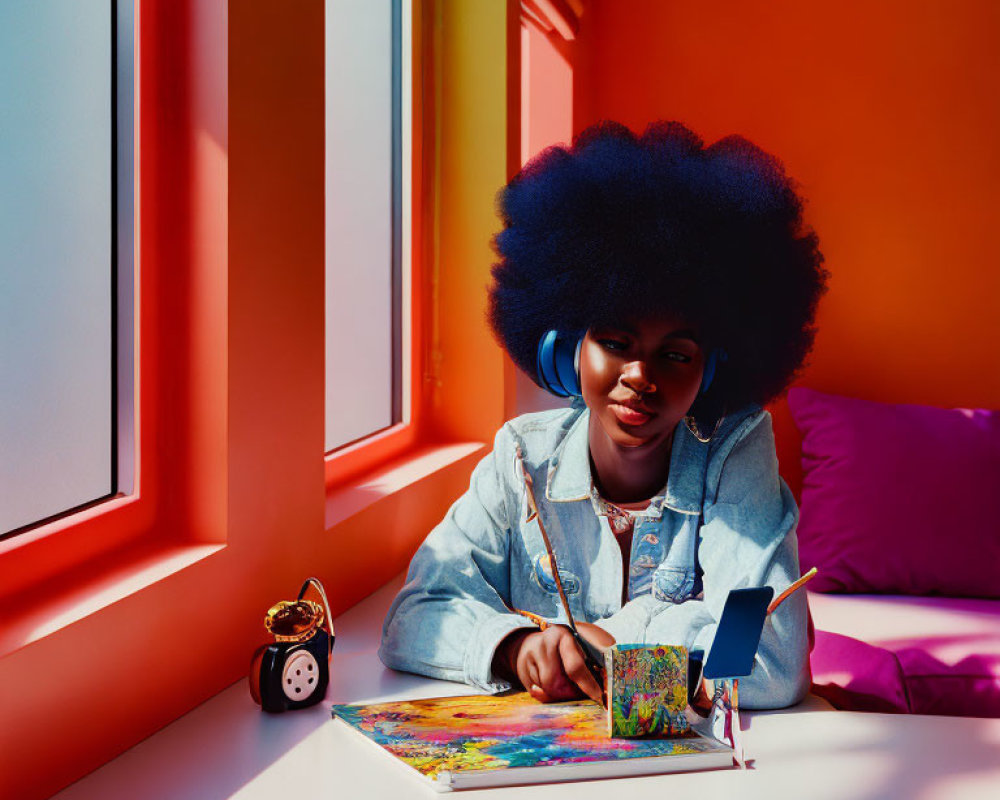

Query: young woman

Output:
[378, 120, 828, 709]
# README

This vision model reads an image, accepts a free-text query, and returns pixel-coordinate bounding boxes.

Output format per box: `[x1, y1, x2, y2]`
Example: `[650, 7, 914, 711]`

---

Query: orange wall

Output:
[512, 14, 578, 417]
[572, 0, 1000, 494]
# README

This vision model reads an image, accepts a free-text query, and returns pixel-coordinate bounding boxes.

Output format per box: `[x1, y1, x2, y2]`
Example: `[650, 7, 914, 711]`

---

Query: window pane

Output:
[0, 0, 114, 533]
[325, 0, 402, 452]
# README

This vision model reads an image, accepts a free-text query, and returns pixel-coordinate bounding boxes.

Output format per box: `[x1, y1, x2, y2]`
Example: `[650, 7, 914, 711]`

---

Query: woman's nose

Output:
[620, 360, 656, 394]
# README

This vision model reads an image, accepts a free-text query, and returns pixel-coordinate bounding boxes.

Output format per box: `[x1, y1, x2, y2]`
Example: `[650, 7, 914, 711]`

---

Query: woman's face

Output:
[579, 314, 706, 450]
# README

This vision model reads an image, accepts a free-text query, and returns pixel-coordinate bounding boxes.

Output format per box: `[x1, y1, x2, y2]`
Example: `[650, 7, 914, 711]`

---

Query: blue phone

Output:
[702, 586, 774, 680]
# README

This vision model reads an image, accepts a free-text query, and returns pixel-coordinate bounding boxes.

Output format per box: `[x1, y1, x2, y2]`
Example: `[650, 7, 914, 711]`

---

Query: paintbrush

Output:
[514, 448, 607, 703]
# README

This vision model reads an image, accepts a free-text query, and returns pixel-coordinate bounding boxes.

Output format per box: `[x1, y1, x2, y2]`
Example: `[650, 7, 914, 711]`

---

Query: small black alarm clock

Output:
[249, 577, 335, 713]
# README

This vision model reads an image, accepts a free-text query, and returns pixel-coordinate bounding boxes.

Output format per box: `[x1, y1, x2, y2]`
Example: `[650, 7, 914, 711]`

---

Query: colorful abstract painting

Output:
[605, 643, 689, 737]
[331, 692, 729, 782]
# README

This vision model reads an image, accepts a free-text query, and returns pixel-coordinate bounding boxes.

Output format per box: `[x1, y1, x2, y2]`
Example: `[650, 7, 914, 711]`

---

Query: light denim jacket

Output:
[379, 402, 811, 709]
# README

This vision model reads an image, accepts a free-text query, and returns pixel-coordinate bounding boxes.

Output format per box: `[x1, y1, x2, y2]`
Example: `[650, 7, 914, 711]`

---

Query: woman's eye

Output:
[661, 351, 692, 363]
[598, 339, 627, 352]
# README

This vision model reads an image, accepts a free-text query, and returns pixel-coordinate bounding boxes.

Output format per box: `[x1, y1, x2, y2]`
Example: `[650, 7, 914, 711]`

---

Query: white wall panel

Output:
[325, 0, 395, 451]
[0, 0, 113, 532]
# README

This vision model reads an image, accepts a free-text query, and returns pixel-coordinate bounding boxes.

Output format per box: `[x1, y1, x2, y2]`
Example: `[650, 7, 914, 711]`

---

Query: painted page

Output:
[332, 692, 733, 788]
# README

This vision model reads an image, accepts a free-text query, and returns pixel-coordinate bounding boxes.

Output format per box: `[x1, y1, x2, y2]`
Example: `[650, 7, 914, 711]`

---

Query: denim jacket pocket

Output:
[651, 565, 696, 604]
[532, 552, 582, 596]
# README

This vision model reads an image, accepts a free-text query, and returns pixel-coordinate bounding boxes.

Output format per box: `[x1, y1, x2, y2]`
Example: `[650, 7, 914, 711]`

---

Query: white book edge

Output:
[438, 743, 734, 790]
[332, 715, 734, 792]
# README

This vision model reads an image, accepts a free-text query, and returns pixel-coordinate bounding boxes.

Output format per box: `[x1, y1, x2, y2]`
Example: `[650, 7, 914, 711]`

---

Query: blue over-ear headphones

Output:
[700, 346, 727, 395]
[536, 329, 583, 398]
[535, 329, 727, 399]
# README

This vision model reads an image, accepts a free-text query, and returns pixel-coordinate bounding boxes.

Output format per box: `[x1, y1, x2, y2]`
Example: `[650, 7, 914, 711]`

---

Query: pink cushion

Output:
[788, 387, 1000, 598]
[809, 592, 1000, 717]
[899, 646, 1000, 717]
[810, 630, 911, 713]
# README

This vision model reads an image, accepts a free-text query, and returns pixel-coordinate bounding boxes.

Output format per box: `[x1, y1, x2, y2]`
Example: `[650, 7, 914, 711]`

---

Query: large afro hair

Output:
[487, 120, 829, 417]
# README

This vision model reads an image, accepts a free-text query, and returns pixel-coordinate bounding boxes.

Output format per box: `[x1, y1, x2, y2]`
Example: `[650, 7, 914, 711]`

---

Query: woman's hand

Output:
[494, 624, 615, 704]
[575, 622, 616, 650]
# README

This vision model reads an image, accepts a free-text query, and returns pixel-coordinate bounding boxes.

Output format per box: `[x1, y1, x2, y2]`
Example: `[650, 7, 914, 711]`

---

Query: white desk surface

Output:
[54, 577, 1000, 800]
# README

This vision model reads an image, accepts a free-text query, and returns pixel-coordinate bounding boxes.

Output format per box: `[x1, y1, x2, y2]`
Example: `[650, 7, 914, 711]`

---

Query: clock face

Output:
[281, 649, 321, 702]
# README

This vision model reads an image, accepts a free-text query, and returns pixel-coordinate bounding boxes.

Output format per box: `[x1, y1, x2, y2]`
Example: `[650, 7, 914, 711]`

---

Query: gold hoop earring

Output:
[684, 414, 724, 444]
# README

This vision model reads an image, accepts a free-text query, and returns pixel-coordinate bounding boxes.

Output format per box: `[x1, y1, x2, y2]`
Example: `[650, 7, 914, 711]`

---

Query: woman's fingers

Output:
[556, 631, 605, 704]
[533, 635, 577, 700]
[517, 638, 565, 702]
[523, 654, 541, 696]
[516, 628, 575, 702]
[516, 626, 607, 704]
[527, 681, 551, 703]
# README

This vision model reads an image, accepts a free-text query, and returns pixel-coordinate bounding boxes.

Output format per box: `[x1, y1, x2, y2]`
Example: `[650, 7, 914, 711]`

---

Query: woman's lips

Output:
[609, 403, 655, 426]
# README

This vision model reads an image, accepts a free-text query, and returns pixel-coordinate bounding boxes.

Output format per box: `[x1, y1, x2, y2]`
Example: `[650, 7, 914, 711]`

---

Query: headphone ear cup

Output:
[699, 348, 729, 395]
[572, 337, 582, 395]
[536, 330, 567, 396]
[553, 336, 581, 397]
[536, 330, 582, 397]
[699, 349, 718, 395]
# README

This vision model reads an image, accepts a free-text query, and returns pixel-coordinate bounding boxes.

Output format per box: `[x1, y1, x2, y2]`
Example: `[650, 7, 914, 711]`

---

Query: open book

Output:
[330, 691, 734, 791]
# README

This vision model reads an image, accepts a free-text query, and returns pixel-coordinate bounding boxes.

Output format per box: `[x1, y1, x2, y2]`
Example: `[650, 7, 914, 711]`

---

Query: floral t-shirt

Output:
[592, 491, 654, 606]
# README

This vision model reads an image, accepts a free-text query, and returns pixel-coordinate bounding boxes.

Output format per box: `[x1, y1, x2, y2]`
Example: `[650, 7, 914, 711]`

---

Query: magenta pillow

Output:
[897, 640, 1000, 717]
[788, 387, 1000, 598]
[810, 630, 910, 713]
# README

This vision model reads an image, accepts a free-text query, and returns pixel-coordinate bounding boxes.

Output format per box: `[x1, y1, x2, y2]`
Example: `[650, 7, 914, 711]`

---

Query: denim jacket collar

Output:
[544, 407, 706, 515]
[543, 409, 592, 503]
